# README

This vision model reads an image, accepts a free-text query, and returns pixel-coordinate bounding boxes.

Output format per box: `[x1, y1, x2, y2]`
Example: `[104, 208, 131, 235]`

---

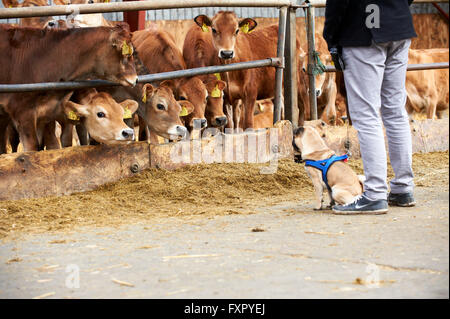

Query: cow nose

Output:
[176, 125, 188, 138]
[315, 89, 322, 97]
[121, 128, 134, 140]
[200, 118, 207, 128]
[215, 116, 228, 127]
[219, 50, 234, 59]
[48, 21, 55, 27]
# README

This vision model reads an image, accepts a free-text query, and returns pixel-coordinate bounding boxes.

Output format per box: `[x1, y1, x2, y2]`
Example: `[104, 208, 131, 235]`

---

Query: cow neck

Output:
[220, 58, 233, 105]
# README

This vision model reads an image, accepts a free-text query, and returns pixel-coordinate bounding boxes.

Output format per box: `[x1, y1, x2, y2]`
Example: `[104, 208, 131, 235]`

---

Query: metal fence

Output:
[1, 0, 449, 24]
[0, 0, 449, 126]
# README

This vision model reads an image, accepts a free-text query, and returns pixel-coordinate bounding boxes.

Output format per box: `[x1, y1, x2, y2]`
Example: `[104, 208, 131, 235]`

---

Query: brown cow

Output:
[406, 48, 449, 120]
[188, 12, 306, 129]
[131, 27, 210, 133]
[253, 99, 274, 129]
[63, 90, 138, 144]
[2, 0, 52, 28]
[0, 25, 138, 152]
[298, 36, 341, 126]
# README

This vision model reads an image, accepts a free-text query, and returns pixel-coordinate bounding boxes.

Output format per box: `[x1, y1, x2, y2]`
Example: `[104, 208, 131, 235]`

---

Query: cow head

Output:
[169, 77, 208, 132]
[101, 24, 138, 87]
[204, 78, 227, 127]
[194, 12, 257, 60]
[141, 82, 191, 140]
[44, 19, 69, 29]
[299, 49, 327, 99]
[3, 0, 52, 27]
[64, 92, 138, 144]
[2, 0, 48, 7]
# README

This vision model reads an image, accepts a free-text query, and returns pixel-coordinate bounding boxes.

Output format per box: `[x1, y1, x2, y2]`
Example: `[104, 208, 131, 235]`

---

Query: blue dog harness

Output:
[305, 154, 349, 190]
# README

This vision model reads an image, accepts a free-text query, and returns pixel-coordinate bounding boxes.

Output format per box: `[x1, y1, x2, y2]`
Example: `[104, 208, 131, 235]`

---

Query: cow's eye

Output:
[97, 112, 105, 118]
[157, 104, 165, 110]
[179, 96, 187, 101]
[235, 29, 239, 35]
[212, 28, 217, 34]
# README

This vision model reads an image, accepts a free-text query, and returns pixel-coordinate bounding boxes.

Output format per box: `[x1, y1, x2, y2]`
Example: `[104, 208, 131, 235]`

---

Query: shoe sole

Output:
[332, 208, 388, 215]
[388, 201, 416, 207]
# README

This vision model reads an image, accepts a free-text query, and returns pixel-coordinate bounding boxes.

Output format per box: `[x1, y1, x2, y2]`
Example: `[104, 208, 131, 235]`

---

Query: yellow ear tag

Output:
[122, 41, 133, 56]
[67, 110, 80, 121]
[179, 106, 189, 117]
[103, 0, 111, 2]
[8, 5, 12, 8]
[201, 23, 209, 33]
[214, 73, 221, 80]
[141, 93, 147, 103]
[123, 106, 132, 119]
[240, 23, 250, 34]
[211, 85, 221, 98]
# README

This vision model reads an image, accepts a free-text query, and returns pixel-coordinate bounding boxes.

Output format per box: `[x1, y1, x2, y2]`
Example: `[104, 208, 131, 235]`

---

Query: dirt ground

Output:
[0, 151, 447, 241]
[0, 151, 448, 299]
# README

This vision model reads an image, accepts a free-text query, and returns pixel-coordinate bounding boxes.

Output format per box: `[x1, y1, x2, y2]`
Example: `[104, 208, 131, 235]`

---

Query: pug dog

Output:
[293, 125, 365, 210]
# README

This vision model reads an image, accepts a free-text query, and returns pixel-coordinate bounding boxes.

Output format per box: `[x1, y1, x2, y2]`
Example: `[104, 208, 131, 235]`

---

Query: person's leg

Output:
[341, 42, 389, 201]
[380, 39, 415, 206]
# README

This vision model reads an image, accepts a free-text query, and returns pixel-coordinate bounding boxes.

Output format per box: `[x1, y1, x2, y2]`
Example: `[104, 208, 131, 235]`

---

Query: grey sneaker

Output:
[388, 192, 416, 207]
[332, 194, 388, 215]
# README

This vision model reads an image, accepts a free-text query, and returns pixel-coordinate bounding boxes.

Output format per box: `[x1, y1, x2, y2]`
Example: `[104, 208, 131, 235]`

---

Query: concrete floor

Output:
[0, 186, 448, 299]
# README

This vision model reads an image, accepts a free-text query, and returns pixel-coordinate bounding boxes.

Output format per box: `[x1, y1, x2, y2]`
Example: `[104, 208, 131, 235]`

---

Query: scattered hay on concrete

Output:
[0, 151, 447, 240]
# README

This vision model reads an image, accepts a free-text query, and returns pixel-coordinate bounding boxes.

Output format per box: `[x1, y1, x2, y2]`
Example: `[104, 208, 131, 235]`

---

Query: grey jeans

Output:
[342, 39, 414, 201]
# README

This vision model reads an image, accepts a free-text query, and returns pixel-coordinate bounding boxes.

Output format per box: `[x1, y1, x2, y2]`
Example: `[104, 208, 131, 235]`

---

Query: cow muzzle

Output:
[119, 128, 135, 141]
[315, 89, 322, 97]
[168, 125, 188, 140]
[214, 116, 228, 127]
[219, 50, 234, 59]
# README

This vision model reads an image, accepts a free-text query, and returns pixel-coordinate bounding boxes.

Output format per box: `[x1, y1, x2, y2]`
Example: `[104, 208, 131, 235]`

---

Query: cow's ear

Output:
[141, 83, 154, 103]
[194, 15, 212, 29]
[159, 80, 177, 92]
[2, 0, 20, 8]
[178, 100, 195, 117]
[120, 99, 139, 117]
[239, 18, 257, 33]
[205, 79, 226, 93]
[64, 101, 89, 121]
[215, 80, 226, 91]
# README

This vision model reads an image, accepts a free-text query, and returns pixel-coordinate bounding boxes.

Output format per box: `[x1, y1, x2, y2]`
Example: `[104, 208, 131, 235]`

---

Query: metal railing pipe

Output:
[0, 58, 282, 93]
[273, 6, 288, 124]
[305, 0, 448, 8]
[305, 3, 318, 120]
[0, 0, 291, 19]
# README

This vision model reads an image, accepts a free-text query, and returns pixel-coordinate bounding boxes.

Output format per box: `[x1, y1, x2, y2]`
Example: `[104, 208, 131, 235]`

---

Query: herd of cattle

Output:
[0, 0, 448, 154]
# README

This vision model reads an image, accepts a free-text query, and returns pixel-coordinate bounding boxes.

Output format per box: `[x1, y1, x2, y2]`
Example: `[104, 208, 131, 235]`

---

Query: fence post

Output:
[283, 3, 299, 128]
[274, 6, 288, 124]
[123, 0, 146, 31]
[305, 2, 318, 120]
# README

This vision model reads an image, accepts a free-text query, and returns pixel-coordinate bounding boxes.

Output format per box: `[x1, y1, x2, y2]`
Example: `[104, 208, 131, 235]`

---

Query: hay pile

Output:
[0, 151, 448, 240]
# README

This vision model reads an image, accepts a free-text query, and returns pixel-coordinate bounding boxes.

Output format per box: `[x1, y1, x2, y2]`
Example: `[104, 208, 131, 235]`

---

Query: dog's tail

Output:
[357, 175, 366, 191]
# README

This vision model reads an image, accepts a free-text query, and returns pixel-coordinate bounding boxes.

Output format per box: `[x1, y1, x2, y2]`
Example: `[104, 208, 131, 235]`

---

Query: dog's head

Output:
[292, 125, 330, 161]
